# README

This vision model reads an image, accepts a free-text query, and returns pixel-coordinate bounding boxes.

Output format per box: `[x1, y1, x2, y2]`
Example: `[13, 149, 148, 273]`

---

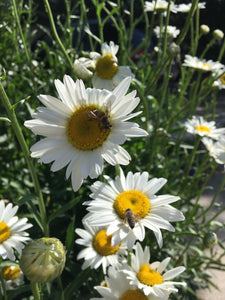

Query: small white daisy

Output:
[1, 265, 24, 291]
[175, 2, 206, 13]
[90, 41, 134, 90]
[183, 55, 224, 72]
[73, 57, 95, 80]
[25, 75, 148, 192]
[84, 168, 184, 250]
[154, 25, 180, 39]
[202, 137, 225, 164]
[144, 0, 177, 13]
[75, 219, 126, 274]
[123, 243, 186, 298]
[184, 116, 225, 140]
[0, 201, 32, 261]
[91, 266, 156, 300]
[213, 68, 225, 89]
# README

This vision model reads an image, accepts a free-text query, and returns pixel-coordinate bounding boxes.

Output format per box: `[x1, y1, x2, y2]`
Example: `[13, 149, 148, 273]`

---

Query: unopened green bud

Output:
[200, 25, 210, 35]
[20, 238, 66, 283]
[213, 29, 224, 40]
[168, 42, 180, 56]
[203, 232, 218, 249]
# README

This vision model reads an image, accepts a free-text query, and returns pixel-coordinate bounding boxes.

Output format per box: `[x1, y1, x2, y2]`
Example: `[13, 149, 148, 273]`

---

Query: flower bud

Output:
[168, 42, 180, 56]
[73, 57, 95, 80]
[200, 25, 210, 35]
[20, 238, 66, 283]
[203, 232, 218, 249]
[213, 29, 224, 40]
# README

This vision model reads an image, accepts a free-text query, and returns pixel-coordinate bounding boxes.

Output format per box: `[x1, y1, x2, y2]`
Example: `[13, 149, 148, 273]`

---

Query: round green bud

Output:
[200, 25, 210, 35]
[213, 29, 224, 40]
[203, 232, 218, 249]
[168, 42, 180, 56]
[20, 238, 66, 283]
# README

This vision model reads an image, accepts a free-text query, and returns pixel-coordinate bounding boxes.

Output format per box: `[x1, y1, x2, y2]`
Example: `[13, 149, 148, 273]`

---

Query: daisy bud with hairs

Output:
[25, 75, 148, 192]
[20, 237, 66, 283]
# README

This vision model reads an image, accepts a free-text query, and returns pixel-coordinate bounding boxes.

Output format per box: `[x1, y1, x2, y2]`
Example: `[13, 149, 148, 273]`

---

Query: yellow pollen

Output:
[114, 190, 150, 219]
[0, 222, 11, 243]
[2, 266, 20, 281]
[220, 73, 225, 85]
[66, 105, 111, 150]
[195, 125, 211, 133]
[95, 54, 118, 79]
[93, 229, 120, 256]
[120, 290, 148, 300]
[137, 264, 163, 286]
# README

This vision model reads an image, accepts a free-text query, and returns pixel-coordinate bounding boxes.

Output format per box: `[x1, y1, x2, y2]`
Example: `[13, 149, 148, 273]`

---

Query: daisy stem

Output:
[30, 282, 41, 300]
[217, 38, 225, 61]
[11, 0, 31, 64]
[43, 0, 74, 70]
[0, 275, 7, 300]
[0, 77, 49, 237]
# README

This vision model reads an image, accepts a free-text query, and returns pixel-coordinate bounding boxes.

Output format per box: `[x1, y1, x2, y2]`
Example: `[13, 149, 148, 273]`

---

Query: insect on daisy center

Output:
[0, 222, 11, 243]
[137, 264, 163, 286]
[93, 229, 120, 256]
[96, 54, 118, 79]
[220, 73, 225, 85]
[114, 190, 150, 219]
[2, 266, 20, 281]
[66, 105, 111, 151]
[120, 290, 148, 300]
[195, 125, 211, 133]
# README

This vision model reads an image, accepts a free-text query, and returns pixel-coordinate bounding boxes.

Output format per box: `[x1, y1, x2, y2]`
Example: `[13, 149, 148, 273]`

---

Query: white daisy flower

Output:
[184, 116, 225, 140]
[73, 57, 95, 80]
[123, 243, 186, 298]
[154, 25, 180, 39]
[212, 68, 225, 89]
[183, 55, 224, 72]
[0, 201, 32, 261]
[1, 265, 24, 291]
[202, 137, 225, 164]
[90, 41, 134, 90]
[175, 2, 206, 13]
[144, 0, 177, 13]
[84, 168, 184, 250]
[24, 75, 148, 192]
[91, 266, 156, 300]
[75, 219, 127, 274]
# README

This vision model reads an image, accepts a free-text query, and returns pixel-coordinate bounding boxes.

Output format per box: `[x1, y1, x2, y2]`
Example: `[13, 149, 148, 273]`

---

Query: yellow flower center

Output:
[1, 266, 20, 281]
[66, 105, 111, 150]
[95, 54, 118, 79]
[220, 73, 225, 85]
[137, 264, 163, 286]
[120, 290, 148, 300]
[0, 222, 11, 243]
[114, 190, 150, 219]
[195, 125, 211, 133]
[196, 62, 210, 69]
[93, 229, 120, 256]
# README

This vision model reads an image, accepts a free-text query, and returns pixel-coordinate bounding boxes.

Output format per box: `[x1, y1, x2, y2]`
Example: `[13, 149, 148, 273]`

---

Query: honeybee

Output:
[124, 208, 139, 229]
[86, 105, 112, 130]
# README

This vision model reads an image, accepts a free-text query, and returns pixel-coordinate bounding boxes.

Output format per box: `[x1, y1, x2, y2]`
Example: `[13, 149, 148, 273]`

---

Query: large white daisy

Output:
[84, 168, 184, 250]
[75, 219, 126, 274]
[90, 41, 134, 90]
[24, 75, 148, 192]
[202, 137, 225, 164]
[91, 266, 157, 300]
[184, 116, 225, 140]
[0, 201, 32, 261]
[182, 55, 224, 72]
[122, 243, 186, 298]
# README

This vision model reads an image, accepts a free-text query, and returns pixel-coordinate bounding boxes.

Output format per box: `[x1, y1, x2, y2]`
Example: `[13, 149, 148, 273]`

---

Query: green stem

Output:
[217, 37, 225, 61]
[43, 0, 74, 70]
[31, 282, 41, 300]
[11, 0, 30, 63]
[0, 79, 49, 237]
[0, 275, 7, 300]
